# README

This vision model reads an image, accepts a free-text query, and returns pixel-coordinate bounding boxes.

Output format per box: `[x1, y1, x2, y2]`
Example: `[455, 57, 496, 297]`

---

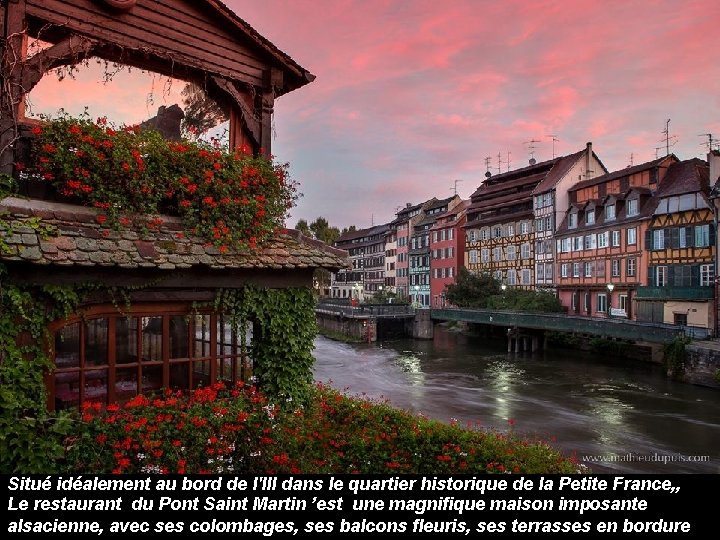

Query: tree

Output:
[181, 82, 229, 139]
[295, 219, 311, 236]
[444, 268, 500, 308]
[341, 225, 357, 235]
[309, 217, 340, 245]
[486, 288, 564, 312]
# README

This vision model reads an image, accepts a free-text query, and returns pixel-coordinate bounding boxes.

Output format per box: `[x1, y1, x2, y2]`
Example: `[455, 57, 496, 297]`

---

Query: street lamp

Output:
[606, 283, 614, 317]
[414, 284, 420, 308]
[501, 284, 507, 292]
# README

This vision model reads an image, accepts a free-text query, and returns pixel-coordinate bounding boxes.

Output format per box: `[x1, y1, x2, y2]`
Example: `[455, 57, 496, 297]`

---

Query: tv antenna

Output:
[547, 134, 559, 159]
[661, 119, 678, 156]
[699, 133, 719, 151]
[506, 150, 512, 172]
[496, 151, 506, 173]
[484, 156, 492, 178]
[628, 153, 634, 167]
[524, 138, 541, 164]
[451, 179, 463, 195]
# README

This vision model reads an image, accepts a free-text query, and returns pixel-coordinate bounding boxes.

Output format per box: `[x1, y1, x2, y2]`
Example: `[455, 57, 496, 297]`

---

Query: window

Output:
[481, 248, 490, 262]
[596, 260, 605, 277]
[573, 237, 583, 251]
[584, 234, 596, 250]
[585, 209, 595, 225]
[537, 263, 545, 280]
[469, 250, 477, 264]
[494, 226, 502, 238]
[561, 263, 569, 278]
[507, 270, 516, 285]
[571, 292, 578, 312]
[521, 269, 531, 285]
[561, 238, 571, 253]
[597, 232, 608, 248]
[507, 224, 515, 237]
[653, 229, 665, 250]
[52, 308, 253, 411]
[695, 224, 710, 247]
[627, 227, 637, 245]
[626, 257, 636, 277]
[584, 261, 593, 277]
[432, 231, 438, 243]
[544, 216, 552, 231]
[611, 230, 620, 247]
[673, 265, 693, 287]
[596, 294, 607, 313]
[536, 219, 545, 232]
[655, 266, 667, 287]
[448, 229, 454, 240]
[506, 245, 516, 260]
[493, 270, 503, 281]
[544, 263, 553, 279]
[521, 243, 531, 259]
[568, 212, 577, 229]
[493, 247, 502, 261]
[468, 230, 476, 242]
[627, 198, 638, 216]
[520, 222, 529, 234]
[619, 294, 628, 312]
[605, 204, 616, 221]
[611, 259, 620, 277]
[701, 264, 715, 286]
[572, 262, 580, 277]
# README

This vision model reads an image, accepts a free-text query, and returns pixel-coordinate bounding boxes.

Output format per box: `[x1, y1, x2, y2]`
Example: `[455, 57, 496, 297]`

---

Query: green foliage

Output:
[31, 114, 298, 250]
[66, 383, 581, 474]
[215, 287, 317, 405]
[486, 288, 564, 313]
[663, 336, 690, 377]
[444, 268, 500, 308]
[588, 337, 629, 356]
[0, 263, 91, 473]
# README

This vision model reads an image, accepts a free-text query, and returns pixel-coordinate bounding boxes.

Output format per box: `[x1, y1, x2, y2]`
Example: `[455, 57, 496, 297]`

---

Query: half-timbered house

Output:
[555, 155, 678, 319]
[636, 158, 714, 334]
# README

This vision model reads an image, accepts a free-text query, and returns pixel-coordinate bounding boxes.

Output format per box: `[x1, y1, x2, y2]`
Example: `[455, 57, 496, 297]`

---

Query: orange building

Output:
[555, 155, 678, 319]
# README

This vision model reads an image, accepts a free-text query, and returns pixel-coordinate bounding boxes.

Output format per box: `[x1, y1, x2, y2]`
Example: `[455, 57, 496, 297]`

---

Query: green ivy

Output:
[215, 287, 317, 405]
[0, 265, 94, 473]
[663, 336, 690, 378]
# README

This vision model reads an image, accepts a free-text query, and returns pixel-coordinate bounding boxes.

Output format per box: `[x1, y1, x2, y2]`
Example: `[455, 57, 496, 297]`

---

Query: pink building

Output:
[430, 200, 469, 307]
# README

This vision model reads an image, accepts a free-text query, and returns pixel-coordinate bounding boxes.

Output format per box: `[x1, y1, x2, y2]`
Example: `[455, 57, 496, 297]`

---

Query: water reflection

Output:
[312, 328, 720, 473]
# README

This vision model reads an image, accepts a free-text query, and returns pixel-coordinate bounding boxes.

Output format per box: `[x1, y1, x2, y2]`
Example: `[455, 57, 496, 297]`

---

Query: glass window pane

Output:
[54, 371, 80, 410]
[193, 315, 211, 357]
[115, 368, 138, 402]
[192, 360, 211, 389]
[55, 322, 80, 369]
[116, 317, 139, 364]
[84, 319, 108, 366]
[169, 362, 189, 390]
[170, 316, 190, 359]
[142, 316, 163, 362]
[141, 364, 163, 394]
[83, 369, 108, 405]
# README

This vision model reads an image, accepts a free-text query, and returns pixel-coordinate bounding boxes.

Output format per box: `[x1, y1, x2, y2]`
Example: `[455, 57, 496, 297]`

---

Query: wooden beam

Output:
[20, 34, 97, 92]
[211, 75, 260, 149]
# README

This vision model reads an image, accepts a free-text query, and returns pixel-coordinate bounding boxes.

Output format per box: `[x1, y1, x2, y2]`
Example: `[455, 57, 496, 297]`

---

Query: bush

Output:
[65, 382, 581, 474]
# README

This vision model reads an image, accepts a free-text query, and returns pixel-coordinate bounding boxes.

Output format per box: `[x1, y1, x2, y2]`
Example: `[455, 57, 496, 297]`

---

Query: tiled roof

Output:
[656, 158, 709, 197]
[0, 197, 349, 272]
[569, 155, 674, 192]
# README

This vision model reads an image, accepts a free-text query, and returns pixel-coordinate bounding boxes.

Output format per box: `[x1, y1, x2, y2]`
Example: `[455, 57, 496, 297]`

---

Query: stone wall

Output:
[684, 344, 720, 388]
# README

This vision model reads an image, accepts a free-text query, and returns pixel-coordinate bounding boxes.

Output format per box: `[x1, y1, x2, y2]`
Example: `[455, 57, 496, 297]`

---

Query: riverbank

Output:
[313, 329, 719, 473]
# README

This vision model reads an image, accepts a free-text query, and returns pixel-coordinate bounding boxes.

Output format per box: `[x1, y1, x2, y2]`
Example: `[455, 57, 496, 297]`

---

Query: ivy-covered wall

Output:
[0, 261, 318, 472]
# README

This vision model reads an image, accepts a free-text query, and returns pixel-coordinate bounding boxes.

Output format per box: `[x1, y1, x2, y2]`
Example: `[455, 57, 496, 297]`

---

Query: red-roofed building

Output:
[430, 200, 469, 307]
[555, 155, 678, 319]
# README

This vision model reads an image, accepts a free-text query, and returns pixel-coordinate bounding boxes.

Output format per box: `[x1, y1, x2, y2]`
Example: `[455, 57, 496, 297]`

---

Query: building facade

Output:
[533, 143, 607, 290]
[430, 200, 469, 307]
[636, 158, 714, 334]
[555, 155, 678, 319]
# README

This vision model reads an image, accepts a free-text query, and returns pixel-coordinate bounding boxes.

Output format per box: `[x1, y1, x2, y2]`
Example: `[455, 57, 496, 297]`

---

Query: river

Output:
[312, 326, 719, 473]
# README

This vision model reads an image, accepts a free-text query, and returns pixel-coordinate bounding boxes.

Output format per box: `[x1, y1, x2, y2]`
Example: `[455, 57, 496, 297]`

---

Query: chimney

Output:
[406, 203, 412, 208]
[585, 142, 593, 179]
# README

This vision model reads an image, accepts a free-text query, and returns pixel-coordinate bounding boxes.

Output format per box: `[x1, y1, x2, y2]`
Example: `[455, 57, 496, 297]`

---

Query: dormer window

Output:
[627, 198, 638, 217]
[585, 209, 595, 225]
[605, 204, 616, 221]
[568, 212, 577, 229]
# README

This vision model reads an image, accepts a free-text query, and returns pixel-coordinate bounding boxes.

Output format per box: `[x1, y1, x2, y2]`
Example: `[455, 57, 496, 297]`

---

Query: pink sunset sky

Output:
[233, 0, 720, 230]
[29, 0, 720, 230]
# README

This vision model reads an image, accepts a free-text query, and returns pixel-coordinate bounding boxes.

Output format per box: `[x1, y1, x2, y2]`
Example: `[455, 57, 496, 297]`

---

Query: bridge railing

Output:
[316, 301, 415, 317]
[430, 308, 705, 343]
